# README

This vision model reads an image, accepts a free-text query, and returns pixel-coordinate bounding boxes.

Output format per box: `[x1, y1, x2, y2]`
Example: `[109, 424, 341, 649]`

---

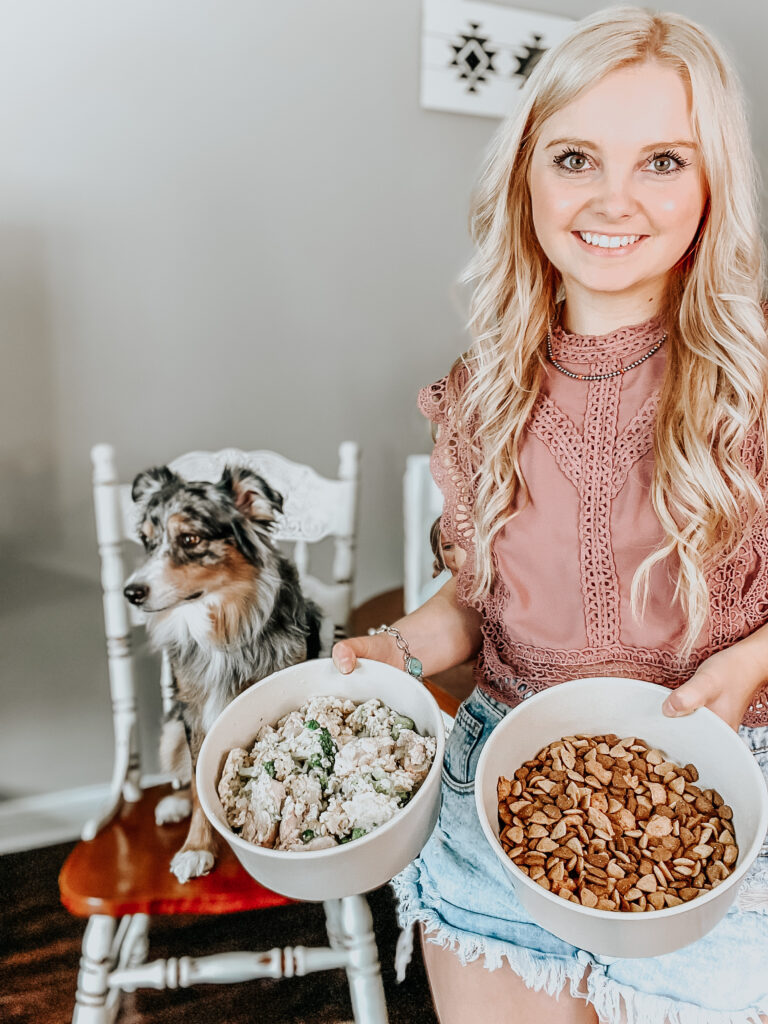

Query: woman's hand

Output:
[332, 633, 402, 675]
[662, 643, 765, 731]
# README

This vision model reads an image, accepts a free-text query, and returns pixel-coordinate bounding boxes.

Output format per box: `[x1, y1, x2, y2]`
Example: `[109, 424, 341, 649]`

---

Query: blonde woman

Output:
[334, 7, 768, 1022]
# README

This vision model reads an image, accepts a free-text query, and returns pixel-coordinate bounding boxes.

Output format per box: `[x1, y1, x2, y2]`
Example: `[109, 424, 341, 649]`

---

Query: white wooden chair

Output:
[403, 454, 450, 614]
[59, 442, 391, 1024]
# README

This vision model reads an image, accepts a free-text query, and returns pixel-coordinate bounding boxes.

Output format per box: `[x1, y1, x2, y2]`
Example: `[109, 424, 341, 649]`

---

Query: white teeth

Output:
[579, 232, 640, 248]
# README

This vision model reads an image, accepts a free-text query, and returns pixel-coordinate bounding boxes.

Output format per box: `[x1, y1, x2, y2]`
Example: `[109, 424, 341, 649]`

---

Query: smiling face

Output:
[528, 62, 707, 315]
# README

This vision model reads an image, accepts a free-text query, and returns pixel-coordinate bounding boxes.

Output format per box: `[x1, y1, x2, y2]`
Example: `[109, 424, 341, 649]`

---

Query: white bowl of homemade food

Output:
[475, 676, 768, 958]
[197, 657, 445, 901]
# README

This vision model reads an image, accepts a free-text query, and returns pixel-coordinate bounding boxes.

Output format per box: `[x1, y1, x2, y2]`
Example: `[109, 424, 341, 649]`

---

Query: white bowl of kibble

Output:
[197, 658, 445, 901]
[475, 676, 768, 957]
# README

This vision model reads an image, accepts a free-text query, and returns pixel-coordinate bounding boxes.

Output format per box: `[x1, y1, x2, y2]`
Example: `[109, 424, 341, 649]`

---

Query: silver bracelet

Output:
[369, 624, 423, 680]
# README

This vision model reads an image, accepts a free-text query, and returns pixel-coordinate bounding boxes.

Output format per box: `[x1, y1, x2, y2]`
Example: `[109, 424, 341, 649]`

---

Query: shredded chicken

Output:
[217, 696, 436, 850]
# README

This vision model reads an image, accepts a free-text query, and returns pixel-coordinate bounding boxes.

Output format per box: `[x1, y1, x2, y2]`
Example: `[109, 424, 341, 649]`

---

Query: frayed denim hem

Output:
[392, 863, 768, 1024]
[391, 862, 585, 996]
[584, 968, 767, 1024]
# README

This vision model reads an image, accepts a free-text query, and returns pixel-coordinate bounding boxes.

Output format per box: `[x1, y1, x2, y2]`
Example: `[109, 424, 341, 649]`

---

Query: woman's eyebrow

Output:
[544, 137, 698, 150]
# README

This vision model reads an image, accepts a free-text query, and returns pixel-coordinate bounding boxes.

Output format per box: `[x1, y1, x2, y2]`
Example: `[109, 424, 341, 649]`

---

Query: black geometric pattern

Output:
[447, 21, 550, 96]
[512, 33, 547, 81]
[449, 22, 498, 93]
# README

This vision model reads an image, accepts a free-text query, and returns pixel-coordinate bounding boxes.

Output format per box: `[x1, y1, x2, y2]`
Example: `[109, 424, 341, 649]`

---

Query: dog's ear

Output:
[218, 466, 284, 524]
[131, 466, 178, 504]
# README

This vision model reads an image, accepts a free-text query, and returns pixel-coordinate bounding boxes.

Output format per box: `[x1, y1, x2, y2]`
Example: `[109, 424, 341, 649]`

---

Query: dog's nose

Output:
[124, 583, 149, 606]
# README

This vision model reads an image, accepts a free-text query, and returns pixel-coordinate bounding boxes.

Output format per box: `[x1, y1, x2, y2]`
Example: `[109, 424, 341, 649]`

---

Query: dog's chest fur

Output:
[148, 557, 318, 733]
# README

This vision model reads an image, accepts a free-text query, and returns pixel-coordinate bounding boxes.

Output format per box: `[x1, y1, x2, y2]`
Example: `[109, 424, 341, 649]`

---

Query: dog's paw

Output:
[155, 793, 192, 825]
[170, 849, 215, 883]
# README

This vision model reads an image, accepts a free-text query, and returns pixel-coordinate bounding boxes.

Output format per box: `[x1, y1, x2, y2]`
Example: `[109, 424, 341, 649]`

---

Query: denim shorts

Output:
[392, 686, 768, 1024]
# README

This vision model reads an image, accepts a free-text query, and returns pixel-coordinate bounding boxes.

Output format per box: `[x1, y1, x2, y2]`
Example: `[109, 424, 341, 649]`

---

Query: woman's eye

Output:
[554, 150, 590, 173]
[179, 533, 201, 549]
[651, 156, 674, 173]
[648, 150, 689, 175]
[565, 154, 587, 171]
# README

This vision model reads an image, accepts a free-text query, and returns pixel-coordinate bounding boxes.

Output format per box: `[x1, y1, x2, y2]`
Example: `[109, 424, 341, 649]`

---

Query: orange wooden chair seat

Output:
[59, 783, 293, 918]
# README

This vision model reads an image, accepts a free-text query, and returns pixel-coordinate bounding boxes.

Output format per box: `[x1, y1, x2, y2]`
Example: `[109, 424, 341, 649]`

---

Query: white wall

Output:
[2, 0, 766, 797]
[0, 0, 495, 590]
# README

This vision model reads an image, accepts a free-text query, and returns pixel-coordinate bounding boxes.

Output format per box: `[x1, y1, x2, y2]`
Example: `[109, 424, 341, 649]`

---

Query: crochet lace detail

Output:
[611, 394, 659, 497]
[419, 314, 768, 727]
[417, 371, 480, 610]
[530, 376, 650, 648]
[529, 396, 583, 487]
[549, 314, 665, 363]
[579, 373, 623, 647]
[482, 634, 698, 693]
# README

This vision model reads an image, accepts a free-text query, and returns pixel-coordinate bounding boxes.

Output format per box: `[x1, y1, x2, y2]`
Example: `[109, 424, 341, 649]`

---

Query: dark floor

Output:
[0, 841, 438, 1024]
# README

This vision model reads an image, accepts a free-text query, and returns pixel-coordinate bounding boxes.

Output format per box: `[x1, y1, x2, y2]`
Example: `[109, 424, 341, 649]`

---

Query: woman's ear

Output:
[218, 466, 284, 524]
[131, 466, 178, 504]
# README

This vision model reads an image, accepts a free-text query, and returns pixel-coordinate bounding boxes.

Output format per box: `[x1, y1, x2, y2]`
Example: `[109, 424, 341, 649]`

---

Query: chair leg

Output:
[338, 895, 389, 1024]
[115, 913, 150, 991]
[323, 898, 344, 951]
[72, 916, 120, 1024]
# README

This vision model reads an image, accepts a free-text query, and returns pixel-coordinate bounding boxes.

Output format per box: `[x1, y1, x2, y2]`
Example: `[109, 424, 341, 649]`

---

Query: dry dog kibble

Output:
[497, 735, 738, 912]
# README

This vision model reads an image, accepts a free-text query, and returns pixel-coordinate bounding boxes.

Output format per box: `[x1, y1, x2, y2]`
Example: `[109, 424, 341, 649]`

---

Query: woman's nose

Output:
[589, 171, 638, 222]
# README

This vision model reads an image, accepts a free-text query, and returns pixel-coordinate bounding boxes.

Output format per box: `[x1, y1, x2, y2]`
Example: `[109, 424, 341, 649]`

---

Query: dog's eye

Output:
[179, 533, 201, 549]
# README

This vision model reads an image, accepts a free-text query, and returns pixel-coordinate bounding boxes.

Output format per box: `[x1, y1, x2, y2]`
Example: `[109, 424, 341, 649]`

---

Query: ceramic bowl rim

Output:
[198, 657, 446, 861]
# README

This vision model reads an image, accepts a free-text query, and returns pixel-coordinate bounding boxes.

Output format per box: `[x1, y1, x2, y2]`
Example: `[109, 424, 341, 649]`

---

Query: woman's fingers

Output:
[332, 637, 372, 674]
[662, 671, 720, 717]
[332, 640, 357, 674]
[332, 633, 402, 673]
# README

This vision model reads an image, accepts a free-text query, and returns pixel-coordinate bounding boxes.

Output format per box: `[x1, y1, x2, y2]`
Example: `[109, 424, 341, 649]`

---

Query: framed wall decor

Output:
[421, 0, 574, 118]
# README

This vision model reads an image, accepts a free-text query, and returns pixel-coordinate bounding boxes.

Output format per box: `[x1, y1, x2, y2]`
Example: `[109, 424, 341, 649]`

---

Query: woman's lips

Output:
[572, 231, 648, 256]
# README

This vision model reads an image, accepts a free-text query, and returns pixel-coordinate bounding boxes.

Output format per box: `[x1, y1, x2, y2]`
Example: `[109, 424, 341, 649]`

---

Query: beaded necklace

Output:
[546, 322, 667, 382]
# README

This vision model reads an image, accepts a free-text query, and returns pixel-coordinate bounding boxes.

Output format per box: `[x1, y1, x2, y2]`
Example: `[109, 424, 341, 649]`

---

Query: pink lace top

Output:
[419, 315, 768, 728]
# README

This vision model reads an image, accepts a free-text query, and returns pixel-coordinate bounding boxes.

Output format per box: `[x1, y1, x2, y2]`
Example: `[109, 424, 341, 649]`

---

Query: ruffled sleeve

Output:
[741, 302, 768, 725]
[417, 368, 480, 608]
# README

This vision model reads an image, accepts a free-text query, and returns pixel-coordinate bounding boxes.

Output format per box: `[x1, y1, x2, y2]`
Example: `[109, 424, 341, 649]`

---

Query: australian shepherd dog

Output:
[123, 464, 321, 883]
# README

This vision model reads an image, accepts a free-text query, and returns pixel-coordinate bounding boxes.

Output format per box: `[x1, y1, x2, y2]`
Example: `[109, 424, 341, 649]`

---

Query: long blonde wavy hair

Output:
[456, 6, 768, 657]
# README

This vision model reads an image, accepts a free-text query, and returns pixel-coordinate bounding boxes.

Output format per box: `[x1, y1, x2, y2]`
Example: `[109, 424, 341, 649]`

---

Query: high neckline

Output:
[549, 313, 667, 366]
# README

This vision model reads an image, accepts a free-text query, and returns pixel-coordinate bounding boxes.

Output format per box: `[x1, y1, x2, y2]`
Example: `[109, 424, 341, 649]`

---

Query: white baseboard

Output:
[0, 776, 168, 855]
